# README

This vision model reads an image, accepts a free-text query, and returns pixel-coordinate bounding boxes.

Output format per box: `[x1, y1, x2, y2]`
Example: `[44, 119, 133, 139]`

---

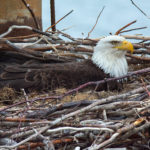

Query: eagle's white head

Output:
[92, 35, 134, 77]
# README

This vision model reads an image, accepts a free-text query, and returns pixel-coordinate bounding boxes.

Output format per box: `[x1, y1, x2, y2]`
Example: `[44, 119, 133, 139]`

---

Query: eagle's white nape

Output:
[92, 35, 128, 77]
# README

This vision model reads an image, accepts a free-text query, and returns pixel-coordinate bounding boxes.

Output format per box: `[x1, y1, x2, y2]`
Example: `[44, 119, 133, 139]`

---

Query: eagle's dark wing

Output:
[0, 59, 117, 91]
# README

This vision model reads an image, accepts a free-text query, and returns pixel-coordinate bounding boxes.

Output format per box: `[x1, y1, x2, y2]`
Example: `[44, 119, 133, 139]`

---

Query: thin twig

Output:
[87, 6, 105, 38]
[115, 20, 137, 35]
[46, 10, 74, 31]
[130, 0, 150, 19]
[46, 126, 114, 133]
[21, 0, 41, 29]
[123, 35, 150, 40]
[126, 53, 150, 61]
[120, 26, 147, 34]
[0, 25, 32, 38]
[141, 78, 150, 96]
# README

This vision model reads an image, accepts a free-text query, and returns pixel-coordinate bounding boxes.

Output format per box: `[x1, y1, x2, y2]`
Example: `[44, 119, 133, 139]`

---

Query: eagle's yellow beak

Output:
[115, 40, 134, 53]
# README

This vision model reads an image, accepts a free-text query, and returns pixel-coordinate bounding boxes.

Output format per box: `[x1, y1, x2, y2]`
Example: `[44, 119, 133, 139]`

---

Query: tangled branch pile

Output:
[0, 25, 150, 149]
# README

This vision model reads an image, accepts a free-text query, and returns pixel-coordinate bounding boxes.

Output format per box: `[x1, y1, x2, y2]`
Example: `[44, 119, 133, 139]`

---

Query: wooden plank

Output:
[0, 0, 42, 36]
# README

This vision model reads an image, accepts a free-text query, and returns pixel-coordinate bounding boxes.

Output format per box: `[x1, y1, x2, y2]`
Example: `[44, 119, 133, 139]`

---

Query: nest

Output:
[0, 25, 150, 150]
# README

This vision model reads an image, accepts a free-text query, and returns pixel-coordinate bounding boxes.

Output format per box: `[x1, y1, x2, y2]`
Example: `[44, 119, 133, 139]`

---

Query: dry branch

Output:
[115, 20, 137, 35]
[130, 0, 150, 19]
[21, 0, 40, 29]
[87, 6, 105, 38]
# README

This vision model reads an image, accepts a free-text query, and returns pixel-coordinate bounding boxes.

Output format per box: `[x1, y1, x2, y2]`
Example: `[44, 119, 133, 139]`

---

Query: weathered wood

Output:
[0, 0, 42, 36]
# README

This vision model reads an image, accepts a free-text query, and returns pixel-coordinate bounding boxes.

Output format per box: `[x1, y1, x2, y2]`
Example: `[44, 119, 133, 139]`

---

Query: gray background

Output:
[42, 0, 150, 38]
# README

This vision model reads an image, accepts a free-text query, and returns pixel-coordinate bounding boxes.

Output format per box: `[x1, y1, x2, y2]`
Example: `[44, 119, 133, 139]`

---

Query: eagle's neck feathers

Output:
[92, 44, 128, 78]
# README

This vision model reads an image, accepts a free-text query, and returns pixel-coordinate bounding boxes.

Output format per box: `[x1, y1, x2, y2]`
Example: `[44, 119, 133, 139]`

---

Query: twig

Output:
[2, 39, 71, 62]
[141, 78, 150, 96]
[22, 36, 44, 48]
[21, 0, 40, 29]
[87, 6, 105, 38]
[120, 26, 147, 34]
[21, 89, 30, 108]
[46, 10, 74, 31]
[0, 25, 55, 41]
[31, 44, 93, 53]
[0, 125, 50, 149]
[133, 50, 150, 55]
[17, 138, 73, 150]
[60, 53, 89, 59]
[42, 36, 58, 53]
[130, 0, 150, 19]
[46, 126, 114, 133]
[120, 122, 150, 140]
[57, 30, 77, 41]
[123, 35, 150, 40]
[0, 25, 32, 38]
[0, 117, 39, 122]
[126, 53, 150, 61]
[115, 20, 137, 35]
[86, 133, 120, 150]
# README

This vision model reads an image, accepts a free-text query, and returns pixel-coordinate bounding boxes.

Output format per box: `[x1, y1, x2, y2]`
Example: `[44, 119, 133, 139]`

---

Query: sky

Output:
[42, 0, 150, 38]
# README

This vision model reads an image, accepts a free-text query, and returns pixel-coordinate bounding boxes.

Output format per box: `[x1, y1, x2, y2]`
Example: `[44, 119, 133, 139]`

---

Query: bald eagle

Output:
[0, 35, 133, 91]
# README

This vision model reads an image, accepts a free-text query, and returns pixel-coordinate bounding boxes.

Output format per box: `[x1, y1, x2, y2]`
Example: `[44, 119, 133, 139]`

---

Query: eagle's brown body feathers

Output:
[0, 60, 117, 91]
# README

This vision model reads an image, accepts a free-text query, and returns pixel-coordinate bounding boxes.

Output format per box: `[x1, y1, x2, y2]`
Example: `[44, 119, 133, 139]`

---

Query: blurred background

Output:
[42, 0, 150, 38]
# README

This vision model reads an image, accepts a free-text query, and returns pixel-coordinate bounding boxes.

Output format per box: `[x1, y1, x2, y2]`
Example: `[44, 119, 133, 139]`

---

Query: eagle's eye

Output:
[110, 41, 121, 45]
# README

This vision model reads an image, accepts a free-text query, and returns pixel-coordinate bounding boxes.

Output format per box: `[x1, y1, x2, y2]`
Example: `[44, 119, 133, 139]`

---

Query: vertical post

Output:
[50, 0, 56, 32]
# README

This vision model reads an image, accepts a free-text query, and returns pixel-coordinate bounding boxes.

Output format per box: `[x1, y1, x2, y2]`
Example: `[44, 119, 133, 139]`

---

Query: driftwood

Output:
[0, 24, 150, 149]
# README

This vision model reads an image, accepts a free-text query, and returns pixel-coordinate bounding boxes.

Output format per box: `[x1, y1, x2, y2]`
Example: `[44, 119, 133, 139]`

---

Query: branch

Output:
[126, 53, 150, 61]
[17, 138, 73, 150]
[21, 0, 40, 29]
[120, 26, 147, 34]
[86, 133, 120, 150]
[46, 10, 74, 32]
[115, 20, 137, 35]
[130, 0, 150, 19]
[46, 126, 114, 134]
[87, 6, 105, 38]
[123, 35, 150, 40]
[0, 25, 32, 38]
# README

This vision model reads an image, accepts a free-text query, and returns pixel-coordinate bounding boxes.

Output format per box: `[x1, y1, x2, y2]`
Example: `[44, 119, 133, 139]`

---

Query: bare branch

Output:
[87, 6, 105, 38]
[46, 10, 74, 32]
[120, 26, 147, 34]
[21, 0, 41, 29]
[115, 20, 137, 35]
[130, 0, 150, 19]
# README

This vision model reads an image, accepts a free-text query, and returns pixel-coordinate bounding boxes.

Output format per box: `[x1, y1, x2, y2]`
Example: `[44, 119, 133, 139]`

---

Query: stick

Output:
[21, 0, 40, 29]
[0, 25, 32, 38]
[115, 20, 137, 35]
[120, 26, 147, 34]
[46, 10, 74, 31]
[130, 0, 150, 19]
[126, 53, 150, 61]
[123, 35, 150, 40]
[87, 6, 105, 38]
